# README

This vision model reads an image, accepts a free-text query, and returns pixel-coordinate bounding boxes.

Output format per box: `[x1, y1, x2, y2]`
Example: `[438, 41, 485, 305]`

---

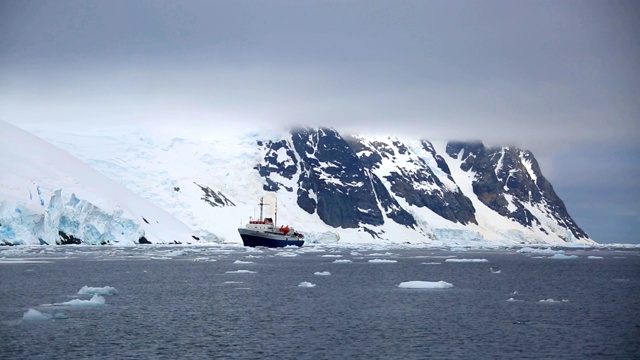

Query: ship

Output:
[238, 197, 304, 248]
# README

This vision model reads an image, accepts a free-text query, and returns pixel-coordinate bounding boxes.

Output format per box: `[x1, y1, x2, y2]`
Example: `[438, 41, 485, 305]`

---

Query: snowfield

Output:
[1, 120, 596, 246]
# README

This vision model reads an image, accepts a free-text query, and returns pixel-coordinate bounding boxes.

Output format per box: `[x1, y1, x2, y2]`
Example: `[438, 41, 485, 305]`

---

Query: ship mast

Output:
[258, 197, 266, 220]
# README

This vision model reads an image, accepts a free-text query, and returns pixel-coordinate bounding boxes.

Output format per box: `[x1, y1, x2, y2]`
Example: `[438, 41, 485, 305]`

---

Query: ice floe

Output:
[539, 298, 570, 303]
[298, 282, 316, 288]
[225, 270, 256, 274]
[548, 254, 578, 259]
[368, 259, 397, 263]
[233, 260, 254, 264]
[333, 259, 352, 263]
[517, 247, 557, 254]
[398, 281, 454, 289]
[56, 294, 106, 307]
[314, 271, 331, 276]
[22, 308, 69, 322]
[274, 252, 298, 257]
[77, 286, 118, 296]
[588, 256, 604, 259]
[445, 258, 489, 263]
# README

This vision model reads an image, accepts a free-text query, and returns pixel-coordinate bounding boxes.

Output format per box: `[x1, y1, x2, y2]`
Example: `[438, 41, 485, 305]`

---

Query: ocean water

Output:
[1, 245, 639, 359]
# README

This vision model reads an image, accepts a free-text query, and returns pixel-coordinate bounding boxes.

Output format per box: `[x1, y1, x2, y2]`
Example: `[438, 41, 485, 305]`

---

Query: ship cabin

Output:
[247, 217, 275, 231]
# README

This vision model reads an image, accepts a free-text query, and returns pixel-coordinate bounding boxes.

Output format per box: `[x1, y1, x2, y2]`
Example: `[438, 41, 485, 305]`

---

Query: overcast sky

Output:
[1, 0, 638, 243]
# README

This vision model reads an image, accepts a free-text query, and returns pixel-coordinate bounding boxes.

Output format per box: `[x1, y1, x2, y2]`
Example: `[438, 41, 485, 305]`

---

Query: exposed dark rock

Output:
[421, 140, 451, 176]
[194, 182, 235, 207]
[291, 127, 383, 228]
[247, 127, 588, 242]
[192, 235, 200, 240]
[138, 236, 151, 244]
[446, 141, 589, 240]
[142, 217, 149, 224]
[57, 230, 82, 245]
[357, 137, 476, 225]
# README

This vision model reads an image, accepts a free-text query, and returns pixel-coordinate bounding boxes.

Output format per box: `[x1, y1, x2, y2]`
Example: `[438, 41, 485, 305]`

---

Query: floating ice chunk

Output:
[398, 281, 454, 289]
[588, 256, 604, 259]
[368, 252, 395, 256]
[321, 254, 343, 258]
[421, 262, 441, 265]
[0, 259, 52, 264]
[539, 298, 570, 303]
[23, 308, 52, 321]
[449, 247, 468, 252]
[506, 298, 521, 302]
[225, 270, 256, 274]
[165, 250, 187, 257]
[314, 271, 331, 276]
[548, 254, 578, 259]
[333, 259, 352, 263]
[368, 259, 397, 263]
[192, 257, 213, 262]
[445, 258, 489, 263]
[275, 252, 298, 257]
[298, 282, 316, 288]
[350, 252, 362, 256]
[224, 281, 243, 284]
[490, 267, 501, 274]
[59, 294, 106, 306]
[517, 247, 559, 255]
[77, 286, 118, 296]
[233, 260, 254, 264]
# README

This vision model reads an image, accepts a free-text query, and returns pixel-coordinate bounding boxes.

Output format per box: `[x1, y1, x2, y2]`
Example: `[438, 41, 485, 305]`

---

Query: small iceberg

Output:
[314, 271, 331, 276]
[333, 259, 352, 263]
[398, 281, 454, 289]
[368, 259, 397, 263]
[539, 298, 570, 303]
[517, 247, 559, 255]
[23, 308, 52, 321]
[58, 294, 106, 307]
[298, 282, 316, 288]
[77, 286, 118, 296]
[368, 252, 395, 256]
[588, 256, 604, 259]
[225, 270, 256, 274]
[233, 260, 254, 264]
[445, 258, 489, 263]
[548, 254, 578, 260]
[490, 267, 501, 274]
[275, 252, 298, 257]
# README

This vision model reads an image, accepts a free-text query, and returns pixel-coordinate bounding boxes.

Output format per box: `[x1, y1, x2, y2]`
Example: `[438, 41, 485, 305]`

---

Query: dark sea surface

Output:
[1, 245, 639, 359]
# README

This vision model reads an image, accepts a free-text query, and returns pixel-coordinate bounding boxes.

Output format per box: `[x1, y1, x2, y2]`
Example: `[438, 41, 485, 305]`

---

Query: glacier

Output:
[0, 120, 197, 246]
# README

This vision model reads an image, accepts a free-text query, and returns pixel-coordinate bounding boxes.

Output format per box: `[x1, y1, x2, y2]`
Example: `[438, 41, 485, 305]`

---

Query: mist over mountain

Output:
[2, 122, 593, 247]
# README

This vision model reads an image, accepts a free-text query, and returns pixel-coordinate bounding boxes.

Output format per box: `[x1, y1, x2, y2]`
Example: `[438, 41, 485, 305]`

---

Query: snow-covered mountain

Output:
[0, 121, 196, 245]
[15, 122, 594, 246]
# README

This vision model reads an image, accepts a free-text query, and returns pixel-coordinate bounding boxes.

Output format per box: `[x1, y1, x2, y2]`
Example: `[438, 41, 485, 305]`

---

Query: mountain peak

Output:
[3, 123, 594, 246]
